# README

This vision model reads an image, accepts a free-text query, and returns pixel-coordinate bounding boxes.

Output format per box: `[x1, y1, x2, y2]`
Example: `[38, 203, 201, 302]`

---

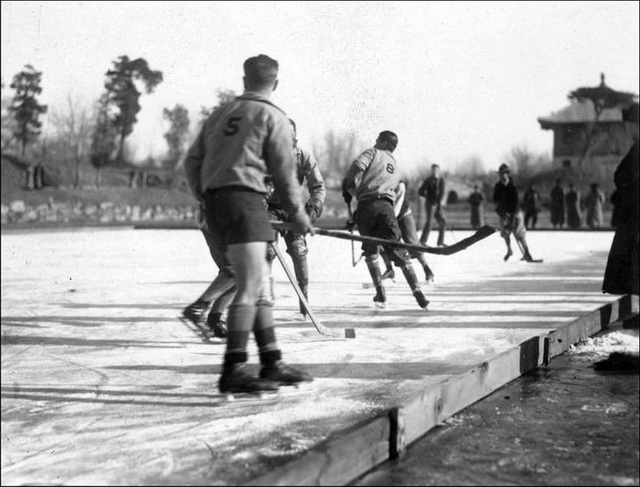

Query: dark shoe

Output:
[413, 289, 429, 309]
[206, 314, 228, 339]
[182, 300, 209, 327]
[299, 300, 308, 318]
[260, 360, 313, 385]
[521, 252, 534, 262]
[373, 285, 387, 308]
[299, 286, 309, 317]
[503, 248, 513, 261]
[424, 267, 435, 283]
[219, 363, 279, 393]
[381, 268, 395, 281]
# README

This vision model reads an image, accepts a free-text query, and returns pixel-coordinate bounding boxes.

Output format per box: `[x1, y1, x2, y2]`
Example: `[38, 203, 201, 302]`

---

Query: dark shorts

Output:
[356, 199, 409, 266]
[203, 187, 275, 246]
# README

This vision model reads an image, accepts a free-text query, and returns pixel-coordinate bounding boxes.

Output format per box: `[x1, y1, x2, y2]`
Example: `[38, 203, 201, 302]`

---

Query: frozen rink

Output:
[0, 227, 630, 485]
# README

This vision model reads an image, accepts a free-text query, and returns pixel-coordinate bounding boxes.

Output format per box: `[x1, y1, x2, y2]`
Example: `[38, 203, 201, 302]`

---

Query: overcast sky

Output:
[2, 1, 639, 176]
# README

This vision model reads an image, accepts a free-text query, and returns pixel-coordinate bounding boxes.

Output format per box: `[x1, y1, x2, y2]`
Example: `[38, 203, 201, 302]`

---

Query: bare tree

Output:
[162, 104, 190, 168]
[49, 94, 96, 187]
[454, 155, 486, 177]
[312, 129, 364, 187]
[198, 89, 237, 125]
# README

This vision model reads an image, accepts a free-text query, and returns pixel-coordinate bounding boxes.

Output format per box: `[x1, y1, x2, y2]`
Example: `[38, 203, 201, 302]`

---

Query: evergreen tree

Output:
[89, 94, 118, 187]
[8, 64, 48, 156]
[103, 55, 163, 163]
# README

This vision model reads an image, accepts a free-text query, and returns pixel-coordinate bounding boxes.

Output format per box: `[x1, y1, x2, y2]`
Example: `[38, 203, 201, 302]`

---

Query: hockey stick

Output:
[269, 242, 356, 339]
[347, 203, 357, 267]
[515, 238, 544, 263]
[272, 222, 497, 256]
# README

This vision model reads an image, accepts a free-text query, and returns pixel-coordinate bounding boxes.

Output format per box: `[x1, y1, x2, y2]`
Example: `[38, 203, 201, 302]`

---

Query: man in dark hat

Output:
[492, 163, 536, 262]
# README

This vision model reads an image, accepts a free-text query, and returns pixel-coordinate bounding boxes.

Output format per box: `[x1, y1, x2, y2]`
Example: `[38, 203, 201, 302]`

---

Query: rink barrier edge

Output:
[244, 294, 633, 486]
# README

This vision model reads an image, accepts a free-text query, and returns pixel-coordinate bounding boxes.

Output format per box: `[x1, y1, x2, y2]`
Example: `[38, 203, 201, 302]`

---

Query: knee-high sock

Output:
[365, 256, 383, 287]
[253, 303, 278, 354]
[400, 263, 420, 292]
[226, 304, 255, 354]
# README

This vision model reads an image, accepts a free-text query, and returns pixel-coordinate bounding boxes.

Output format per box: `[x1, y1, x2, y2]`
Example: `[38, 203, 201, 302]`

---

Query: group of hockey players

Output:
[180, 53, 539, 396]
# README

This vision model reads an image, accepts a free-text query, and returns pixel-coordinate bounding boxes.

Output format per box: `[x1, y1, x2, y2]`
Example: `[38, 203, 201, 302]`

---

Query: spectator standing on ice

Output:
[550, 178, 565, 229]
[418, 164, 447, 246]
[584, 183, 605, 229]
[467, 184, 485, 229]
[565, 183, 582, 229]
[603, 102, 639, 327]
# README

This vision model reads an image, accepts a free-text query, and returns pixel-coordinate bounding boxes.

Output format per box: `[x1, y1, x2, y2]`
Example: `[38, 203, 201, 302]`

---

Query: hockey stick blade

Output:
[270, 242, 356, 339]
[272, 222, 497, 256]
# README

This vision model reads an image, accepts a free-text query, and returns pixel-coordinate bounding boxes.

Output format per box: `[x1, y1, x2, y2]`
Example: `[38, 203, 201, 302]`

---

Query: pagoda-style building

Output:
[537, 74, 637, 169]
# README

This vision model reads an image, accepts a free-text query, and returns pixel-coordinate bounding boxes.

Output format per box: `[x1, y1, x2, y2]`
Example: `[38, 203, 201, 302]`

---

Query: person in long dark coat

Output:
[603, 102, 639, 304]
[467, 184, 485, 229]
[550, 179, 565, 229]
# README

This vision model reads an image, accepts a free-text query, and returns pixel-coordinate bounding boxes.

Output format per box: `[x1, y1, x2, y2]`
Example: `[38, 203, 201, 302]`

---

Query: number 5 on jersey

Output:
[223, 116, 242, 136]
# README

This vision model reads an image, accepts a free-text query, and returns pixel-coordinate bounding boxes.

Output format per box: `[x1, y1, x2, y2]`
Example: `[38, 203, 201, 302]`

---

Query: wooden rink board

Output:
[247, 294, 637, 486]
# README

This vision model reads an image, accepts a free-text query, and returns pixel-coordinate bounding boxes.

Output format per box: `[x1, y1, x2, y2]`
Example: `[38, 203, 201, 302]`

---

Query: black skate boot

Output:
[423, 266, 435, 284]
[373, 285, 387, 309]
[206, 313, 228, 339]
[504, 248, 513, 261]
[381, 268, 395, 281]
[298, 284, 309, 318]
[413, 289, 429, 309]
[182, 299, 209, 328]
[401, 263, 429, 310]
[259, 350, 313, 386]
[219, 361, 279, 395]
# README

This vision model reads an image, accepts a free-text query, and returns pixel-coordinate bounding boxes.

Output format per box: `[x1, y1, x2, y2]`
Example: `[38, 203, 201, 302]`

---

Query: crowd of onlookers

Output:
[465, 178, 614, 230]
[520, 178, 609, 230]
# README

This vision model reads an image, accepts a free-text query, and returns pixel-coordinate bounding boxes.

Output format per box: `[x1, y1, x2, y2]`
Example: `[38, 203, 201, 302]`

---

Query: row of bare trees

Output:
[2, 65, 635, 192]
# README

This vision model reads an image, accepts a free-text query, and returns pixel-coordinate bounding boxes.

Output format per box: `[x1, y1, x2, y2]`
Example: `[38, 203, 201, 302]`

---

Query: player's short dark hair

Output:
[378, 130, 398, 152]
[243, 54, 279, 89]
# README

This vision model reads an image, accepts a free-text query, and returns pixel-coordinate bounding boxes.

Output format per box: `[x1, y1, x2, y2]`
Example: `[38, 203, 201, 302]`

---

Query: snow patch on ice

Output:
[568, 330, 639, 362]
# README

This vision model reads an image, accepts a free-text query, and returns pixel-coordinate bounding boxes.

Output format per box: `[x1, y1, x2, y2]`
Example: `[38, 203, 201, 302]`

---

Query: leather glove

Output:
[195, 201, 208, 230]
[290, 208, 314, 236]
[305, 200, 323, 223]
[342, 188, 353, 204]
[346, 209, 357, 230]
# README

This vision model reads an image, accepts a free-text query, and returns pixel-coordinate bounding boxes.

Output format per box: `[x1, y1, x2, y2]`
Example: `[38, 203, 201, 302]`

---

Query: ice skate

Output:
[182, 300, 208, 328]
[424, 267, 435, 284]
[260, 360, 313, 388]
[219, 363, 279, 399]
[381, 268, 395, 281]
[503, 248, 513, 261]
[413, 289, 429, 310]
[206, 314, 228, 339]
[373, 285, 387, 309]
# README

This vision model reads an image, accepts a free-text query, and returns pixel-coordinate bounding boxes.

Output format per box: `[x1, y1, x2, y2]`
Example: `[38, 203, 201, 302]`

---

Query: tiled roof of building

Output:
[537, 99, 626, 128]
